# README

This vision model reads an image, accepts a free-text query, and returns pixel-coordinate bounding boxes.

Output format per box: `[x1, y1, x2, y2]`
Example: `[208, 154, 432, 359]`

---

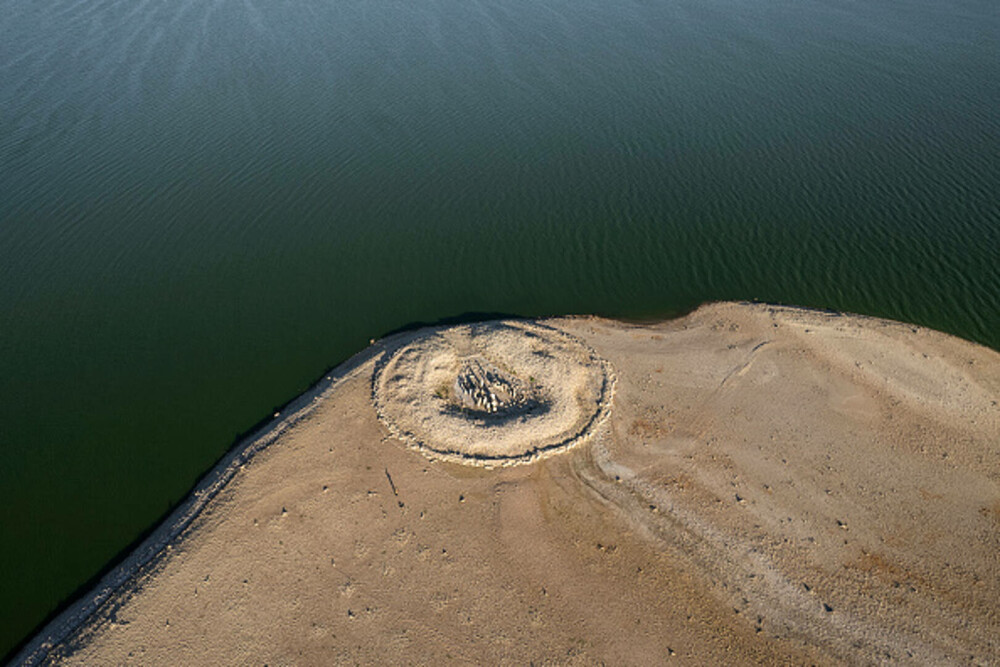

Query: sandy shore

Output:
[17, 302, 1000, 665]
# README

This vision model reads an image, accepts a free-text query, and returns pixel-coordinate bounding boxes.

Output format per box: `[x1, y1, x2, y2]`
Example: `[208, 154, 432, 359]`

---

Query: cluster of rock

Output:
[454, 359, 526, 414]
[372, 320, 613, 465]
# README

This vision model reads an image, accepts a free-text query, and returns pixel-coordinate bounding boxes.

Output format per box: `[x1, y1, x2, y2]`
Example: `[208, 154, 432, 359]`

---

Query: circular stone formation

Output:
[373, 321, 614, 466]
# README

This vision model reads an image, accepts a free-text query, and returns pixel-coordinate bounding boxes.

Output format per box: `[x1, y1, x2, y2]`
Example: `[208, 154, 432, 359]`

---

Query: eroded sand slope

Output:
[44, 303, 1000, 665]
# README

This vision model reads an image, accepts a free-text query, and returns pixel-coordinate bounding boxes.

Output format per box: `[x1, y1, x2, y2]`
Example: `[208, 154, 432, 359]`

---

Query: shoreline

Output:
[10, 308, 686, 664]
[12, 301, 1000, 664]
[9, 326, 424, 666]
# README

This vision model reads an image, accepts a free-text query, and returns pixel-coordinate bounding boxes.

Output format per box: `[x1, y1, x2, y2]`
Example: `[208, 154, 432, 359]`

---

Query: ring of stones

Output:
[373, 321, 614, 466]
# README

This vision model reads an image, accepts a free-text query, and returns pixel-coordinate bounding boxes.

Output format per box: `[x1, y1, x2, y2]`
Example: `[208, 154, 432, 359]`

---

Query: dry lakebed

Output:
[18, 302, 1000, 665]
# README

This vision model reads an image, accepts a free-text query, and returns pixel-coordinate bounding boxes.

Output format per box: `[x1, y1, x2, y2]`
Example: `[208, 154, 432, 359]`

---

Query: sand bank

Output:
[17, 302, 1000, 665]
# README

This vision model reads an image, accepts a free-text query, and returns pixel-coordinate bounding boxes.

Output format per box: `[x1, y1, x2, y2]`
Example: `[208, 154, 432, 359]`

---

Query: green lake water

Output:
[1, 0, 997, 655]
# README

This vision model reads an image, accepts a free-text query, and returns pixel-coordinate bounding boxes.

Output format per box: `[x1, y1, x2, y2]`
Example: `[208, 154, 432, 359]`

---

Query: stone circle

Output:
[373, 320, 614, 466]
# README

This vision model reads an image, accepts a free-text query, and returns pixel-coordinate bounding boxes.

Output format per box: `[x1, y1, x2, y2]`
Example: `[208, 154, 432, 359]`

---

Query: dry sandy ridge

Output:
[20, 302, 1000, 665]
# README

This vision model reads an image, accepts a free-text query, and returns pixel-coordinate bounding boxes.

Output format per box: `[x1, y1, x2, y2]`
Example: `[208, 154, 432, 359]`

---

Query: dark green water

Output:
[1, 0, 997, 655]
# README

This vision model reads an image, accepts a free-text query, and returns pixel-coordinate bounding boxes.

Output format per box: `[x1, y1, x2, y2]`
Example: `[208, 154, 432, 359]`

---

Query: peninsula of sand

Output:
[16, 302, 1000, 665]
